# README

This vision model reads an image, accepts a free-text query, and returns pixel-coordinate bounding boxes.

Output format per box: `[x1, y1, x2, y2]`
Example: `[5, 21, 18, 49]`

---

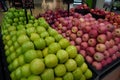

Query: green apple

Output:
[56, 50, 68, 63]
[26, 27, 36, 36]
[28, 75, 41, 80]
[14, 12, 19, 17]
[9, 45, 15, 53]
[18, 22, 24, 25]
[19, 11, 25, 17]
[14, 18, 19, 23]
[11, 35, 17, 42]
[17, 25, 25, 30]
[8, 64, 13, 71]
[42, 48, 48, 57]
[17, 34, 29, 45]
[17, 29, 26, 36]
[36, 50, 43, 58]
[30, 33, 40, 41]
[48, 43, 61, 54]
[25, 23, 33, 28]
[36, 26, 46, 34]
[12, 23, 17, 26]
[5, 49, 10, 56]
[45, 54, 58, 68]
[8, 26, 16, 32]
[21, 41, 35, 53]
[7, 40, 12, 46]
[63, 72, 74, 80]
[21, 64, 31, 77]
[10, 71, 16, 80]
[34, 20, 39, 23]
[24, 49, 38, 63]
[10, 52, 17, 61]
[20, 77, 27, 80]
[6, 18, 13, 24]
[41, 69, 54, 80]
[54, 34, 63, 42]
[48, 27, 58, 36]
[65, 59, 77, 71]
[40, 31, 49, 38]
[18, 55, 25, 66]
[12, 58, 19, 70]
[55, 77, 62, 80]
[75, 54, 85, 67]
[72, 68, 82, 80]
[30, 58, 45, 74]
[66, 45, 77, 58]
[54, 64, 66, 77]
[5, 35, 10, 41]
[33, 22, 39, 27]
[4, 44, 9, 50]
[16, 47, 22, 57]
[28, 20, 34, 24]
[59, 38, 70, 49]
[14, 67, 22, 79]
[7, 56, 12, 63]
[80, 63, 88, 73]
[45, 36, 55, 46]
[13, 41, 20, 50]
[80, 75, 86, 80]
[30, 16, 35, 20]
[33, 38, 46, 50]
[38, 18, 49, 29]
[84, 69, 92, 79]
[19, 17, 25, 21]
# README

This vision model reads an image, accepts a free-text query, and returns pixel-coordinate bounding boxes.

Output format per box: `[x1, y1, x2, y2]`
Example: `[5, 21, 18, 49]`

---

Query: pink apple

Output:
[79, 18, 85, 23]
[88, 38, 96, 47]
[105, 41, 111, 49]
[103, 51, 110, 59]
[108, 48, 116, 56]
[98, 25, 107, 34]
[89, 30, 98, 38]
[96, 44, 106, 52]
[106, 24, 114, 32]
[94, 52, 104, 62]
[58, 23, 62, 30]
[97, 34, 107, 43]
[106, 31, 113, 40]
[112, 45, 118, 52]
[62, 33, 66, 37]
[118, 44, 120, 50]
[112, 54, 117, 61]
[80, 42, 88, 50]
[114, 28, 120, 37]
[70, 33, 77, 40]
[109, 39, 115, 47]
[58, 30, 62, 34]
[77, 30, 83, 37]
[76, 45, 80, 51]
[79, 50, 86, 57]
[82, 26, 91, 33]
[106, 57, 112, 64]
[66, 37, 70, 41]
[92, 61, 102, 70]
[114, 38, 120, 44]
[75, 38, 82, 45]
[82, 34, 89, 42]
[70, 41, 75, 45]
[71, 26, 78, 33]
[101, 59, 107, 67]
[62, 26, 67, 32]
[85, 56, 93, 64]
[66, 30, 71, 37]
[115, 51, 120, 58]
[86, 47, 95, 56]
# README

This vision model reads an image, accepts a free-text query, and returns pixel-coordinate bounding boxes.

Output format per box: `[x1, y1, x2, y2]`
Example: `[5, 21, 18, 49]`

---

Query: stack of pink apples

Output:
[52, 13, 120, 70]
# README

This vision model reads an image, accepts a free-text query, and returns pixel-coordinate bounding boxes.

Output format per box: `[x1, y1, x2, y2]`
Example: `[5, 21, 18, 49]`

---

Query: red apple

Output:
[103, 51, 110, 59]
[106, 31, 113, 40]
[112, 45, 118, 52]
[98, 25, 107, 34]
[105, 41, 111, 49]
[58, 30, 62, 34]
[89, 30, 98, 38]
[114, 38, 120, 44]
[66, 30, 71, 37]
[58, 23, 63, 30]
[106, 57, 112, 64]
[62, 26, 67, 32]
[77, 30, 83, 37]
[115, 51, 120, 58]
[82, 34, 89, 42]
[114, 28, 120, 37]
[81, 42, 88, 50]
[75, 38, 82, 45]
[118, 44, 120, 50]
[62, 33, 66, 37]
[94, 52, 104, 62]
[79, 50, 86, 57]
[97, 34, 107, 43]
[86, 47, 95, 56]
[92, 61, 102, 70]
[85, 56, 93, 64]
[76, 45, 80, 51]
[88, 38, 96, 47]
[112, 54, 117, 61]
[70, 34, 77, 40]
[96, 44, 106, 52]
[101, 59, 107, 67]
[109, 39, 115, 47]
[106, 24, 114, 32]
[82, 26, 91, 33]
[71, 26, 78, 33]
[70, 41, 75, 45]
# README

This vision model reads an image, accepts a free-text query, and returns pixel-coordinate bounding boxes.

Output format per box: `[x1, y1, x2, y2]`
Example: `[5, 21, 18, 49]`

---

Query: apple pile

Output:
[52, 13, 120, 70]
[1, 9, 93, 80]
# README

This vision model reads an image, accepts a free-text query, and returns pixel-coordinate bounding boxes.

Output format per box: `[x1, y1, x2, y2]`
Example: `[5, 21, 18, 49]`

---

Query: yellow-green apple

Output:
[84, 69, 92, 79]
[63, 72, 73, 80]
[75, 54, 85, 67]
[72, 67, 82, 80]
[21, 64, 31, 77]
[80, 63, 88, 73]
[59, 38, 70, 49]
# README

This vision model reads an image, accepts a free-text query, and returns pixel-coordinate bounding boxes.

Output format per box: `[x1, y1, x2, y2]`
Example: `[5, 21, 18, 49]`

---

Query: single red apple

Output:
[79, 50, 86, 57]
[70, 33, 77, 40]
[86, 56, 93, 64]
[92, 61, 102, 70]
[94, 52, 104, 62]
[75, 38, 82, 45]
[80, 42, 88, 50]
[77, 30, 83, 37]
[86, 47, 95, 56]
[103, 51, 110, 59]
[97, 34, 107, 43]
[82, 34, 89, 42]
[89, 29, 98, 38]
[96, 44, 106, 52]
[88, 38, 96, 47]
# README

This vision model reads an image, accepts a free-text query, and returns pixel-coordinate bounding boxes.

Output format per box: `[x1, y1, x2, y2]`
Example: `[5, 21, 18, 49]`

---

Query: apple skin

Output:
[71, 26, 78, 33]
[108, 48, 116, 56]
[75, 38, 82, 45]
[109, 39, 115, 47]
[114, 38, 120, 45]
[85, 56, 93, 64]
[86, 47, 95, 56]
[97, 34, 107, 43]
[96, 44, 106, 52]
[112, 45, 118, 53]
[82, 26, 91, 33]
[114, 28, 120, 37]
[115, 51, 120, 58]
[92, 61, 102, 70]
[106, 57, 112, 64]
[98, 25, 107, 34]
[70, 41, 75, 46]
[105, 41, 111, 49]
[80, 42, 88, 50]
[94, 52, 104, 62]
[88, 38, 96, 47]
[77, 30, 83, 37]
[101, 59, 107, 67]
[106, 31, 113, 40]
[103, 51, 110, 59]
[70, 34, 77, 40]
[112, 54, 117, 61]
[82, 34, 89, 42]
[66, 30, 71, 37]
[89, 30, 98, 38]
[79, 50, 86, 57]
[75, 45, 80, 51]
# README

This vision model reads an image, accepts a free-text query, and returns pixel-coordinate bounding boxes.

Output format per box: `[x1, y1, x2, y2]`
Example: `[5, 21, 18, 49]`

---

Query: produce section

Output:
[0, 2, 120, 80]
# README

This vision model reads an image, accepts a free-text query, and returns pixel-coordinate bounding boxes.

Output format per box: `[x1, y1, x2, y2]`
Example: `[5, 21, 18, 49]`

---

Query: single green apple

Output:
[18, 55, 25, 66]
[80, 63, 88, 73]
[63, 72, 74, 80]
[84, 69, 92, 79]
[28, 75, 41, 80]
[45, 36, 55, 46]
[59, 38, 70, 49]
[75, 54, 85, 67]
[21, 64, 31, 77]
[72, 67, 82, 80]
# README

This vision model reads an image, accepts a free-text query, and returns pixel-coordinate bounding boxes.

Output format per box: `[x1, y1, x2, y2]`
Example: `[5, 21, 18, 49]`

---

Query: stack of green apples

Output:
[1, 8, 93, 80]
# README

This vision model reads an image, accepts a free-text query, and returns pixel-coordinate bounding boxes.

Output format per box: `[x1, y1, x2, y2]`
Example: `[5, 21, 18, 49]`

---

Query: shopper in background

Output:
[0, 0, 8, 11]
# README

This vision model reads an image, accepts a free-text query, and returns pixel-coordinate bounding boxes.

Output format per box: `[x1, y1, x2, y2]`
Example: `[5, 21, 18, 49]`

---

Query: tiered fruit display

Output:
[1, 8, 93, 80]
[51, 13, 120, 70]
